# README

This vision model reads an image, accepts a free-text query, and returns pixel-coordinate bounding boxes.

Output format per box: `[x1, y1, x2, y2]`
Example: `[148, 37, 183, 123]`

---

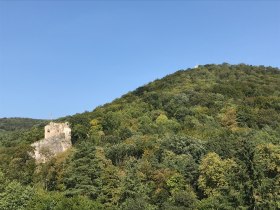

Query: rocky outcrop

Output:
[31, 122, 72, 163]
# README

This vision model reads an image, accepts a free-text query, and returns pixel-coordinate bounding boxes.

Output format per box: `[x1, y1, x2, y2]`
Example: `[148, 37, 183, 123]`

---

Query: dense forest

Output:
[0, 64, 279, 209]
[0, 118, 47, 132]
[0, 118, 47, 147]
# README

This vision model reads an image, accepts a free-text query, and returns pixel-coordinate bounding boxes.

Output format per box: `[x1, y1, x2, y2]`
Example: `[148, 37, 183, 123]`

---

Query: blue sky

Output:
[0, 0, 279, 119]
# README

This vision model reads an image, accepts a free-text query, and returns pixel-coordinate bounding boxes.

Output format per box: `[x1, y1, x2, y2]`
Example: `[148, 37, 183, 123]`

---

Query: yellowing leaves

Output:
[198, 152, 237, 197]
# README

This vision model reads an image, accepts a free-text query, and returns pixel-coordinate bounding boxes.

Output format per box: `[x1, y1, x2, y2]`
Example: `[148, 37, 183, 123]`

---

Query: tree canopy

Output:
[0, 64, 280, 209]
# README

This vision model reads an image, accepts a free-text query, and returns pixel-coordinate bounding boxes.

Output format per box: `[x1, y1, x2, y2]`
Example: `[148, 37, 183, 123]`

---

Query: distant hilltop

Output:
[31, 122, 72, 163]
[0, 117, 46, 132]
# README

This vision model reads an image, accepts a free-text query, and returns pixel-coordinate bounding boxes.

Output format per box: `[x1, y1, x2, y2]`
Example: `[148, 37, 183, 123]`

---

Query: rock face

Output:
[31, 122, 72, 163]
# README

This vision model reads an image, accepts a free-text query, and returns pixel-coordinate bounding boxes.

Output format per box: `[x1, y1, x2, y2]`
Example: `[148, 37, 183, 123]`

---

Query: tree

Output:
[63, 142, 102, 199]
[254, 143, 280, 209]
[161, 150, 198, 184]
[164, 173, 198, 209]
[198, 152, 237, 197]
[26, 189, 102, 210]
[0, 181, 34, 210]
[156, 114, 181, 134]
[89, 119, 104, 144]
[161, 135, 206, 162]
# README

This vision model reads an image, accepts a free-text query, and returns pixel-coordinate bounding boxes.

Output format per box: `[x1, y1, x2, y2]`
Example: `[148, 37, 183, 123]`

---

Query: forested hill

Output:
[0, 64, 280, 209]
[0, 117, 47, 132]
[63, 63, 280, 144]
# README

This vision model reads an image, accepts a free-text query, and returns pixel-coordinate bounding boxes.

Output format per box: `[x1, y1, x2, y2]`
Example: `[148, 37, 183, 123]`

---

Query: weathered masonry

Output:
[31, 122, 72, 163]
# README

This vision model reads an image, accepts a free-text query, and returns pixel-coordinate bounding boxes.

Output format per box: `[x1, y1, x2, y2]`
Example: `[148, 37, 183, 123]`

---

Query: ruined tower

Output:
[31, 122, 72, 163]
[45, 122, 71, 141]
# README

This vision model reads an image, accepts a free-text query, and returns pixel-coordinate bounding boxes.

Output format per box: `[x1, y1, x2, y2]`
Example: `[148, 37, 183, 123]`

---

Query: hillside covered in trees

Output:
[0, 64, 279, 209]
[0, 118, 46, 132]
[0, 118, 47, 147]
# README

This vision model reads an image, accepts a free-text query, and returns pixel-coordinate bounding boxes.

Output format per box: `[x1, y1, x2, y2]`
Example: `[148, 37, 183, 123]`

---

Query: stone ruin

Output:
[31, 122, 72, 163]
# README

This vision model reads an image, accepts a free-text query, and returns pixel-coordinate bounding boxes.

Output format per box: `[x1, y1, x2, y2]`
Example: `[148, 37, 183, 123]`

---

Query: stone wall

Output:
[31, 122, 72, 163]
[45, 122, 71, 140]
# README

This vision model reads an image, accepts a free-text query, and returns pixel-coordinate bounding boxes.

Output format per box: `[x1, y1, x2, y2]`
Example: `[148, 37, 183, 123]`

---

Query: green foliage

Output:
[0, 118, 46, 132]
[0, 145, 36, 185]
[63, 142, 102, 199]
[1, 64, 280, 209]
[120, 197, 157, 210]
[161, 150, 198, 184]
[26, 189, 102, 210]
[198, 152, 237, 197]
[0, 171, 34, 210]
[161, 135, 206, 162]
[254, 143, 280, 209]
